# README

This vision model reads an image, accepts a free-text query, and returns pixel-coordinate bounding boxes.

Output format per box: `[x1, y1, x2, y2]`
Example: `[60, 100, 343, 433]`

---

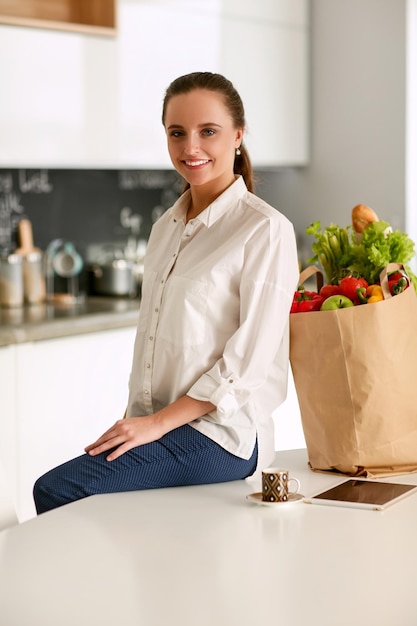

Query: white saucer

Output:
[246, 492, 304, 507]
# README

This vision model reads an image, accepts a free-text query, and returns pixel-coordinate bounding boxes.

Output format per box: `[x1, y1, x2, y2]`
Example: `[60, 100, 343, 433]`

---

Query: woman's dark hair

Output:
[162, 72, 254, 193]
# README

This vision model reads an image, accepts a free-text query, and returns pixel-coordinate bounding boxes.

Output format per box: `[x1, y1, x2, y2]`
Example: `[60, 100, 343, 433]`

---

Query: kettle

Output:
[46, 239, 84, 302]
[52, 242, 83, 278]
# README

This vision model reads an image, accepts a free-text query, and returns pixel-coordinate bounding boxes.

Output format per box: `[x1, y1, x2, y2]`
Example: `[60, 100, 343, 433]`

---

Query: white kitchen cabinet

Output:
[220, 11, 308, 166]
[0, 345, 18, 517]
[14, 326, 136, 521]
[221, 0, 307, 22]
[218, 0, 309, 165]
[0, 0, 309, 168]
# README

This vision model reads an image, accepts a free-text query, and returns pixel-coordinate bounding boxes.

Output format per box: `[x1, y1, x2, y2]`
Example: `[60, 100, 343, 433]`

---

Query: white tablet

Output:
[304, 479, 417, 511]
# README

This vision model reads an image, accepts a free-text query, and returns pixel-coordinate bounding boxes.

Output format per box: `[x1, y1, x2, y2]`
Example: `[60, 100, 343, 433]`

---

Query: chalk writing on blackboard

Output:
[0, 191, 23, 215]
[0, 190, 24, 249]
[118, 170, 179, 190]
[19, 169, 53, 193]
[0, 172, 24, 247]
[0, 170, 53, 250]
[0, 173, 13, 194]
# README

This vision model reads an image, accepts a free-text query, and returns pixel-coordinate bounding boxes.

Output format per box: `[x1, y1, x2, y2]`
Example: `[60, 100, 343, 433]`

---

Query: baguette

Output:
[352, 204, 379, 233]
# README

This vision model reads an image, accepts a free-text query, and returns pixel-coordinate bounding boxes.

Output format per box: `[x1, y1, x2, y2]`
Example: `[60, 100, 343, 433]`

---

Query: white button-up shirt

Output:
[127, 176, 299, 471]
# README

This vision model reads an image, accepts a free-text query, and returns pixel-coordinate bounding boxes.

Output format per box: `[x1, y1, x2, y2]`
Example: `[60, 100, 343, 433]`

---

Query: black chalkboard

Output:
[0, 168, 182, 257]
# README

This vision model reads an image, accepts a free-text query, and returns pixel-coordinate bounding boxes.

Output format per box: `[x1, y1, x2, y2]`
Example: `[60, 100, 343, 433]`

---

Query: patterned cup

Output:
[262, 468, 301, 503]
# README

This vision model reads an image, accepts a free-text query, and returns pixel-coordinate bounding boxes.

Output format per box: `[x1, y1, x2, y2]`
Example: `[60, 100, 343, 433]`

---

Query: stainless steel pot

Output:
[87, 260, 137, 297]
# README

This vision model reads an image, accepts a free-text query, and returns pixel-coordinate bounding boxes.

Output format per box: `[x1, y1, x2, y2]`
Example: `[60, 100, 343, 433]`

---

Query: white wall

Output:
[258, 0, 409, 245]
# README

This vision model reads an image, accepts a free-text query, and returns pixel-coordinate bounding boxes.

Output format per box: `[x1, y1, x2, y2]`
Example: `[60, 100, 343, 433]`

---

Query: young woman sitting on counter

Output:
[33, 71, 299, 513]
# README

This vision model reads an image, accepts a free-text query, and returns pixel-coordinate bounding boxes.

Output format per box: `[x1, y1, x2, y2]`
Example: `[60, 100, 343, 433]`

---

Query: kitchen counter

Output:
[0, 297, 140, 346]
[1, 448, 417, 626]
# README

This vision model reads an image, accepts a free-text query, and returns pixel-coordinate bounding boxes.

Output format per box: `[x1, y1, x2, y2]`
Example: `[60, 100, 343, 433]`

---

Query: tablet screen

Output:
[308, 480, 417, 510]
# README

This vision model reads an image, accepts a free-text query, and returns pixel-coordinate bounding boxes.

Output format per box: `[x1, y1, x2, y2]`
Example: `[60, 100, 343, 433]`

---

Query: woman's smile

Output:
[183, 159, 211, 168]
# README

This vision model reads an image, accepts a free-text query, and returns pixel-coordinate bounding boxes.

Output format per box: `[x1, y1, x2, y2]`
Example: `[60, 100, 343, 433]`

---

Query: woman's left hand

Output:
[85, 415, 164, 462]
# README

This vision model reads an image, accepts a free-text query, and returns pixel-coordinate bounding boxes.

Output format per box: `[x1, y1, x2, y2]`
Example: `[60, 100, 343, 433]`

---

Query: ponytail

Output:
[234, 144, 254, 193]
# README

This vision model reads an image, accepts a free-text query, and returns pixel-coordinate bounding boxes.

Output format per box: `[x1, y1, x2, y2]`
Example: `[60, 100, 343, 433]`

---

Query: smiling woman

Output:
[33, 72, 299, 515]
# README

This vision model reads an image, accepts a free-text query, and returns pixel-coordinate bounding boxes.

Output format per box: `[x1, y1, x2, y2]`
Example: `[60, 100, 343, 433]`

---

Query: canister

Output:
[0, 253, 24, 307]
[23, 251, 46, 304]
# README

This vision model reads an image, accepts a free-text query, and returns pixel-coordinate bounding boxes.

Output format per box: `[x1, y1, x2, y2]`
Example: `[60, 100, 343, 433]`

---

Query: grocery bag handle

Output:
[379, 263, 406, 300]
[298, 266, 324, 292]
[298, 264, 406, 299]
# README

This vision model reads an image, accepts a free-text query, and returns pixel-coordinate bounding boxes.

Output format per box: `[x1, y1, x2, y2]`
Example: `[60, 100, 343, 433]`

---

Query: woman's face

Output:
[164, 89, 243, 194]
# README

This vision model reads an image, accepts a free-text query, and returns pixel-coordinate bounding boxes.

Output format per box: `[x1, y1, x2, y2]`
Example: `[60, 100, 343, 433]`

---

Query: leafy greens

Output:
[306, 220, 417, 291]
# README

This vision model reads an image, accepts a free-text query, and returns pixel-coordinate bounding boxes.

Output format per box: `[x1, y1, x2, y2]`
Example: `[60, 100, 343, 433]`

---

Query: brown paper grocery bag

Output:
[290, 263, 417, 477]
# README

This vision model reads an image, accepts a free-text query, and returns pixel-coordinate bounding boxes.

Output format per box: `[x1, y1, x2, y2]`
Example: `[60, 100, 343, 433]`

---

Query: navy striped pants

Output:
[33, 424, 258, 514]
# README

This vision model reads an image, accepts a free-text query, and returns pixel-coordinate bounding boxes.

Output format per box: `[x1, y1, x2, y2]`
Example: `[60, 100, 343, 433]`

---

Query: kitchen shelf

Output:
[0, 0, 116, 36]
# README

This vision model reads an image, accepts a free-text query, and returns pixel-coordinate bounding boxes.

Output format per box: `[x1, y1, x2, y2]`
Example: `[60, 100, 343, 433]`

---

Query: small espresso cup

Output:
[262, 467, 301, 503]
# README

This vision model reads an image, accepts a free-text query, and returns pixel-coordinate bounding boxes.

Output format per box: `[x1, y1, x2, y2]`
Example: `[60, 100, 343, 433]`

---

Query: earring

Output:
[236, 147, 241, 156]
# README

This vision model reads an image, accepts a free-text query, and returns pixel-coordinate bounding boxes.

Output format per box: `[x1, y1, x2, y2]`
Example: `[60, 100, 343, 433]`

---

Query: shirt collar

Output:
[170, 176, 248, 228]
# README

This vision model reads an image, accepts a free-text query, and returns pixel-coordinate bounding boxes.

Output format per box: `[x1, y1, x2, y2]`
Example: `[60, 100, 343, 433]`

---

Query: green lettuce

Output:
[349, 221, 417, 287]
[306, 220, 417, 291]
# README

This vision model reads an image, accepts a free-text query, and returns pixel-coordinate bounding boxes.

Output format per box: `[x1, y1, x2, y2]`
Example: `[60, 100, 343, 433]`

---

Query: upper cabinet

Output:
[220, 0, 309, 167]
[0, 0, 116, 35]
[0, 0, 309, 168]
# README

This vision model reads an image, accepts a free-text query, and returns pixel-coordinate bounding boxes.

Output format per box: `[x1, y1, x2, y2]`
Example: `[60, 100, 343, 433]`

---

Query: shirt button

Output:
[149, 336, 153, 341]
[154, 307, 159, 313]
[144, 389, 149, 395]
[146, 363, 151, 368]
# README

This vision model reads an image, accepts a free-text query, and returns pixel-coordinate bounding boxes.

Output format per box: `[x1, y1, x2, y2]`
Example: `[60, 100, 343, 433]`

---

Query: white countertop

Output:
[1, 448, 417, 626]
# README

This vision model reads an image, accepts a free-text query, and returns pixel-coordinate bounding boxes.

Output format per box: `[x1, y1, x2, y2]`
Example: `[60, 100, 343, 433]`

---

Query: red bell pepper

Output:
[388, 271, 409, 295]
[291, 286, 324, 313]
[338, 276, 368, 305]
[319, 284, 343, 299]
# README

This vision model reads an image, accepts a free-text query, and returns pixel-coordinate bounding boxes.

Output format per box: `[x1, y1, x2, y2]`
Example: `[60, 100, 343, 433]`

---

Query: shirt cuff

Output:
[188, 373, 249, 419]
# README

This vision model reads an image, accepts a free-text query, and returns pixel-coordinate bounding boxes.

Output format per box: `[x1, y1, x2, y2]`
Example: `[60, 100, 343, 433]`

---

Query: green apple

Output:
[320, 295, 354, 311]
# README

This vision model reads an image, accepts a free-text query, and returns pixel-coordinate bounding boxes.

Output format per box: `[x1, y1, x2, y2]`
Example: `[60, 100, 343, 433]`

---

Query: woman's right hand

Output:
[85, 414, 165, 461]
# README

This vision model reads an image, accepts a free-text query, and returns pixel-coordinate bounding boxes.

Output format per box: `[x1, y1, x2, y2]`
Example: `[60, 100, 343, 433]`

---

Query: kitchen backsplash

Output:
[0, 167, 297, 301]
[0, 168, 183, 259]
